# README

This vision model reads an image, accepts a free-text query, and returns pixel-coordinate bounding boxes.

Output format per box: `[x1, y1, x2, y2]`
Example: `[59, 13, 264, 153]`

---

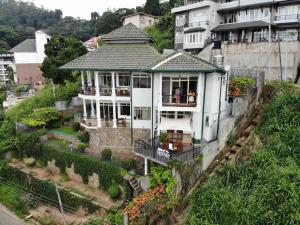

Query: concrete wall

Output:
[16, 63, 45, 85]
[199, 41, 300, 81]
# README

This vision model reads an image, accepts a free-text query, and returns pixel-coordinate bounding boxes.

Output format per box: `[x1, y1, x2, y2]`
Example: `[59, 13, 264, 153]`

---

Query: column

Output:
[95, 72, 100, 96]
[81, 71, 85, 86]
[83, 99, 87, 120]
[87, 71, 92, 86]
[96, 100, 101, 128]
[144, 158, 148, 176]
[91, 99, 95, 117]
[113, 101, 117, 128]
[111, 72, 116, 97]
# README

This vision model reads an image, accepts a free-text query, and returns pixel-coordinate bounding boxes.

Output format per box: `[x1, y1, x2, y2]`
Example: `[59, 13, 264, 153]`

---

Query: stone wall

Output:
[89, 127, 151, 159]
[199, 41, 300, 81]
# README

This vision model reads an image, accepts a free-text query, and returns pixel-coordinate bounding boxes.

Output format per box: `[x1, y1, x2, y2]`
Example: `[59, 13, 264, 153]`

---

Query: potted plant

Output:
[160, 133, 169, 150]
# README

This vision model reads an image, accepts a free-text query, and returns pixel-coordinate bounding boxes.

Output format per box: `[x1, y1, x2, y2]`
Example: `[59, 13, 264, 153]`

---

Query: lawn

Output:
[45, 138, 71, 152]
[52, 126, 78, 136]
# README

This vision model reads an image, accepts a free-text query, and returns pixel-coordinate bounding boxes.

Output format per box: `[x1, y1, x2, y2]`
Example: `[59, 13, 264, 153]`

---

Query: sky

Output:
[27, 0, 147, 20]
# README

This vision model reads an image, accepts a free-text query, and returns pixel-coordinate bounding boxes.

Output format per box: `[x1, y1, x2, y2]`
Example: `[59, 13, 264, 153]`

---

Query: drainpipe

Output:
[216, 75, 223, 139]
[130, 72, 133, 146]
[151, 72, 154, 140]
[201, 74, 207, 140]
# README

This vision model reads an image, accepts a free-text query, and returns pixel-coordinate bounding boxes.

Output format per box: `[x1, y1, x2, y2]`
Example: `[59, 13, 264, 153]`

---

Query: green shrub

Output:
[63, 114, 74, 122]
[72, 122, 80, 132]
[78, 131, 89, 143]
[229, 76, 255, 96]
[14, 85, 27, 96]
[101, 148, 112, 161]
[75, 143, 86, 154]
[108, 184, 121, 199]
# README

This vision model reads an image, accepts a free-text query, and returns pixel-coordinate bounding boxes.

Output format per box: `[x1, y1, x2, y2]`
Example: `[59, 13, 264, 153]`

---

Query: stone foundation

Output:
[89, 127, 151, 159]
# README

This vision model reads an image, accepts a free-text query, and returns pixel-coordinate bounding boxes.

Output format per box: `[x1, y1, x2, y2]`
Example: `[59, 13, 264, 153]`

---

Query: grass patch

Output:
[52, 126, 78, 136]
[45, 138, 70, 152]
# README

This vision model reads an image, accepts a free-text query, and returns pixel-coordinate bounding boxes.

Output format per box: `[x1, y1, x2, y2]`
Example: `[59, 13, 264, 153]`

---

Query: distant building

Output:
[0, 53, 16, 85]
[83, 37, 100, 52]
[121, 12, 158, 30]
[9, 30, 50, 87]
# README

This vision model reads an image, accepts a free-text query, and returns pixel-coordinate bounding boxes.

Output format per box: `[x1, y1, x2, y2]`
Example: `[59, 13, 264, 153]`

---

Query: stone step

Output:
[225, 152, 231, 160]
[236, 137, 247, 147]
[220, 158, 226, 165]
[244, 125, 256, 137]
[231, 145, 240, 153]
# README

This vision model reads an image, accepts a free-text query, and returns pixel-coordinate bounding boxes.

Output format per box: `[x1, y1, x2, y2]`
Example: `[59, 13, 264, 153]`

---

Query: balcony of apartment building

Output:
[161, 76, 198, 108]
[174, 0, 203, 8]
[274, 14, 300, 24]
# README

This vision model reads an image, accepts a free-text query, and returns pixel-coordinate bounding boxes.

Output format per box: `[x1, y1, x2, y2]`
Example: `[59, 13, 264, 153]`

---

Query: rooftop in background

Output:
[10, 39, 36, 53]
[121, 12, 158, 21]
[102, 23, 154, 44]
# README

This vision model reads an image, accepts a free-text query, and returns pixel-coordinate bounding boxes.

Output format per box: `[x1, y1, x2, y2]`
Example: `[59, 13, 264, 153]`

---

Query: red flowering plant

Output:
[229, 77, 255, 97]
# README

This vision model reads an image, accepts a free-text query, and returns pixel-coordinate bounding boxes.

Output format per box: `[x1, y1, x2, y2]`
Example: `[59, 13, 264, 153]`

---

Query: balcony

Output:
[116, 87, 131, 97]
[80, 86, 96, 96]
[100, 86, 112, 96]
[162, 94, 197, 107]
[134, 136, 205, 166]
[274, 14, 300, 23]
[186, 21, 209, 28]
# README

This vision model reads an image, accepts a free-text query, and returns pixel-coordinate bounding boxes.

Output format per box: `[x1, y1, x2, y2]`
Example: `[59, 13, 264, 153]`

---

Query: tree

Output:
[41, 36, 88, 84]
[91, 12, 99, 21]
[144, 0, 162, 16]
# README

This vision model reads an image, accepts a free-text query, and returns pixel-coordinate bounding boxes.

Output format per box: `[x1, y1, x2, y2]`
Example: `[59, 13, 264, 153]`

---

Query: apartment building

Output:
[172, 0, 300, 52]
[121, 12, 158, 30]
[61, 23, 230, 166]
[0, 53, 16, 85]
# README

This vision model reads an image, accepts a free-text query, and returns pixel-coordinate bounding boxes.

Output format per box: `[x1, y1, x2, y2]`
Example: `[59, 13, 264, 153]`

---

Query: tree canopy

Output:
[40, 36, 88, 84]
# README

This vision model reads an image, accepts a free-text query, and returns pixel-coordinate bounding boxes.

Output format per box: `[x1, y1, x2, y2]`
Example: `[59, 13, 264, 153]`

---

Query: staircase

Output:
[125, 175, 143, 196]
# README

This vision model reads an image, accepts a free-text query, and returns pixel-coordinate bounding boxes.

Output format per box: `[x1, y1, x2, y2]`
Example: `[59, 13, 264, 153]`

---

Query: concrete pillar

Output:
[87, 72, 92, 86]
[81, 71, 85, 86]
[83, 99, 87, 119]
[144, 158, 148, 176]
[113, 101, 117, 128]
[95, 72, 100, 96]
[111, 72, 116, 97]
[91, 99, 95, 117]
[96, 100, 101, 128]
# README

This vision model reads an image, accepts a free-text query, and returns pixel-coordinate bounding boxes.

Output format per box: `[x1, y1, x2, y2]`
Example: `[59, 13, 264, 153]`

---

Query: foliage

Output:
[78, 131, 90, 143]
[159, 133, 169, 142]
[145, 12, 174, 52]
[41, 145, 125, 191]
[41, 36, 87, 84]
[229, 76, 255, 97]
[75, 143, 86, 154]
[0, 163, 99, 214]
[101, 148, 112, 161]
[125, 186, 175, 225]
[0, 86, 7, 109]
[187, 88, 300, 225]
[53, 126, 78, 136]
[72, 122, 80, 132]
[108, 184, 121, 199]
[24, 157, 36, 167]
[21, 107, 61, 128]
[150, 165, 176, 199]
[144, 0, 162, 16]
[13, 85, 27, 96]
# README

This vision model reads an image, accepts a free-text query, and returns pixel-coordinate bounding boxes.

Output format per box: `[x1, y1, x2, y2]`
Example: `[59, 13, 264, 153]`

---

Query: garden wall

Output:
[89, 128, 151, 160]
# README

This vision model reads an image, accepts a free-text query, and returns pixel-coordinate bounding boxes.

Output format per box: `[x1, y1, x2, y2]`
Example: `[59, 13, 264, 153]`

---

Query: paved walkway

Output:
[0, 204, 25, 225]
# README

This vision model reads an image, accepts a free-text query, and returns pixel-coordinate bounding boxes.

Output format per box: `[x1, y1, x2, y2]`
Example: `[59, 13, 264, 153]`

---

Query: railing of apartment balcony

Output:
[274, 14, 300, 21]
[186, 21, 209, 28]
[81, 117, 97, 128]
[80, 86, 96, 96]
[174, 0, 202, 7]
[162, 94, 197, 107]
[99, 86, 112, 96]
[116, 87, 131, 97]
[134, 137, 205, 165]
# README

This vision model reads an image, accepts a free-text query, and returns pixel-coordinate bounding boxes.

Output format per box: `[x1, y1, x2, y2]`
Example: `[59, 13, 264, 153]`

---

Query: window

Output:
[175, 32, 184, 44]
[185, 32, 202, 44]
[134, 107, 151, 120]
[264, 8, 269, 17]
[176, 15, 185, 27]
[118, 73, 131, 87]
[120, 103, 130, 116]
[133, 74, 151, 88]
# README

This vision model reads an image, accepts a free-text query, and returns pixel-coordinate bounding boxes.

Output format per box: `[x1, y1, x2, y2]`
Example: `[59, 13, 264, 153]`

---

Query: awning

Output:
[212, 21, 270, 32]
[157, 117, 193, 133]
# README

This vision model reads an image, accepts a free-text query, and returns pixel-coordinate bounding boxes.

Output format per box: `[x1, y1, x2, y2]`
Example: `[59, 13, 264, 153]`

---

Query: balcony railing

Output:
[175, 0, 203, 7]
[162, 94, 197, 107]
[134, 137, 205, 165]
[100, 86, 112, 96]
[186, 21, 209, 28]
[80, 86, 96, 96]
[274, 14, 300, 21]
[116, 87, 131, 97]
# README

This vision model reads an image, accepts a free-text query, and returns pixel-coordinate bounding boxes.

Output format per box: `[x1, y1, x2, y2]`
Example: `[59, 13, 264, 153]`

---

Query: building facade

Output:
[9, 30, 50, 87]
[121, 13, 159, 30]
[0, 53, 16, 85]
[172, 0, 300, 52]
[61, 23, 230, 165]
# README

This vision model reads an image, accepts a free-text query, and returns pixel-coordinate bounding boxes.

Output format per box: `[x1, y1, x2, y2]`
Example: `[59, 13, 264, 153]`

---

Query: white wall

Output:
[132, 88, 152, 129]
[123, 15, 158, 30]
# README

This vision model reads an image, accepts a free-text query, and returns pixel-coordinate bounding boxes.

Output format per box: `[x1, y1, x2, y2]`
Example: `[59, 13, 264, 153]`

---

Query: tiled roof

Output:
[10, 39, 36, 53]
[102, 23, 153, 42]
[151, 52, 224, 73]
[212, 21, 270, 32]
[60, 44, 162, 71]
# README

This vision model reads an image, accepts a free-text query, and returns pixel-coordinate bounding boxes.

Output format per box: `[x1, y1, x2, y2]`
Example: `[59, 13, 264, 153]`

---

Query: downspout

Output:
[201, 73, 207, 140]
[151, 72, 154, 139]
[216, 75, 223, 139]
[130, 73, 133, 146]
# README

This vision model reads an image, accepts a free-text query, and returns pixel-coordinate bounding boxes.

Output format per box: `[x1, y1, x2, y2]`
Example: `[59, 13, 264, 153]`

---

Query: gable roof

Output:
[151, 52, 225, 73]
[101, 23, 153, 43]
[60, 44, 162, 71]
[10, 39, 36, 53]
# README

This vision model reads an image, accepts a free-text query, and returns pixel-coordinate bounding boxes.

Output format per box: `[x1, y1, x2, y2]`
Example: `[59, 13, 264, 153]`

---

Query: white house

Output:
[172, 0, 300, 53]
[9, 30, 50, 86]
[61, 23, 230, 168]
[0, 53, 16, 85]
[121, 12, 159, 30]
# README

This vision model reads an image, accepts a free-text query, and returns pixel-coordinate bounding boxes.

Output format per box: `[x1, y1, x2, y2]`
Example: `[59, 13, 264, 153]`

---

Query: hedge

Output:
[0, 163, 99, 214]
[41, 145, 125, 191]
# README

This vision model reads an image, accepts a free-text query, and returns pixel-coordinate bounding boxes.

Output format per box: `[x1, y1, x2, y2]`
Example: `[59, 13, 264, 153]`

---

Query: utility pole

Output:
[55, 182, 66, 225]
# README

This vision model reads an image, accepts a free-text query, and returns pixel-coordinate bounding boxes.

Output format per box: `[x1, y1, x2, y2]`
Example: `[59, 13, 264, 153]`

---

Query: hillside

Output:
[184, 83, 300, 225]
